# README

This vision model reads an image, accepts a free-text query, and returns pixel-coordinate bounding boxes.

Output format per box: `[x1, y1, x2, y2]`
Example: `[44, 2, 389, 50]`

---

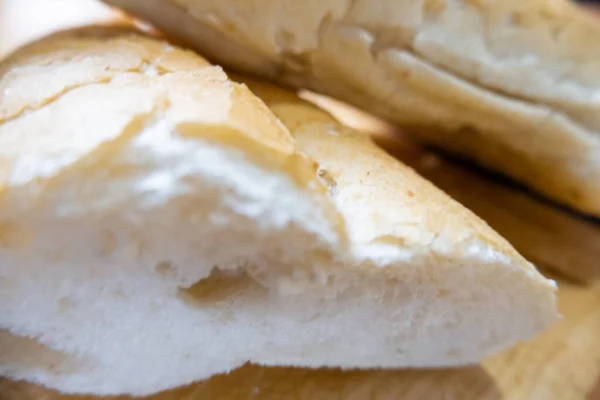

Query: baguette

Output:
[102, 0, 600, 217]
[0, 27, 556, 396]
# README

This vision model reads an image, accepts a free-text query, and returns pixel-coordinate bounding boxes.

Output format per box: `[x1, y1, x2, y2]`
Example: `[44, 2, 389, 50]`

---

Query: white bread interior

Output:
[102, 0, 600, 217]
[0, 28, 556, 396]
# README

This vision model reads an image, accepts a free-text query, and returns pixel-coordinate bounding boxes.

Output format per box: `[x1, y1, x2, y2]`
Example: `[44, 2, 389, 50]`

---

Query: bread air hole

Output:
[56, 297, 75, 313]
[177, 268, 266, 307]
[446, 348, 461, 358]
[154, 261, 177, 278]
[0, 329, 83, 375]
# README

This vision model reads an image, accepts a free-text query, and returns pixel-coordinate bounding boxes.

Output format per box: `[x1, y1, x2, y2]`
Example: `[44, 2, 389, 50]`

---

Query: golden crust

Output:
[0, 28, 330, 198]
[101, 0, 600, 216]
[239, 76, 552, 281]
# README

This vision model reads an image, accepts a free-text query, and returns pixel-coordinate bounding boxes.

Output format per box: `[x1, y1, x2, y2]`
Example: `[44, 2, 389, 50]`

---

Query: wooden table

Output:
[2, 1, 600, 399]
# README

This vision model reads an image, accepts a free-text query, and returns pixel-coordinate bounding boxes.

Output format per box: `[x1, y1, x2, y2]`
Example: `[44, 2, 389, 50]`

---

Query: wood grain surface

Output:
[2, 1, 600, 400]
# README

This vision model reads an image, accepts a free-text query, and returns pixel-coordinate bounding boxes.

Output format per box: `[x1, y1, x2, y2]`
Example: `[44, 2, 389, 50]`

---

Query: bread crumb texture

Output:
[0, 28, 556, 396]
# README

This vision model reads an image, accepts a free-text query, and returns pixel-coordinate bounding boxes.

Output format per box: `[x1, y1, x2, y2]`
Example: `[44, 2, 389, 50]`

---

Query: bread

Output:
[302, 93, 600, 283]
[0, 27, 556, 396]
[101, 0, 600, 217]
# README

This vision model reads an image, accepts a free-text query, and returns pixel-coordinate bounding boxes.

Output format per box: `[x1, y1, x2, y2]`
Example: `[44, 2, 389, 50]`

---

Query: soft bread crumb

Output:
[0, 28, 557, 396]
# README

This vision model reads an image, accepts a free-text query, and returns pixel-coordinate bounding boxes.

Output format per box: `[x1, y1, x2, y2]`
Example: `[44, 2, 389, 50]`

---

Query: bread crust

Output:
[0, 26, 333, 196]
[239, 75, 530, 269]
[102, 0, 600, 216]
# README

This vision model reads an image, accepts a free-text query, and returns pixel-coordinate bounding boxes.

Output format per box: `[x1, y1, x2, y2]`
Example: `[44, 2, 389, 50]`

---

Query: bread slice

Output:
[101, 0, 600, 217]
[0, 27, 556, 396]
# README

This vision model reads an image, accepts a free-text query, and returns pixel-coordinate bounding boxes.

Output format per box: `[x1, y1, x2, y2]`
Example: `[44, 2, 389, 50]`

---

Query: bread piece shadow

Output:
[0, 364, 501, 400]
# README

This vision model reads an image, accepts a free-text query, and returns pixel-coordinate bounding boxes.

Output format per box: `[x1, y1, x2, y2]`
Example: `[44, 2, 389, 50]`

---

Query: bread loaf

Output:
[102, 0, 600, 217]
[0, 27, 556, 396]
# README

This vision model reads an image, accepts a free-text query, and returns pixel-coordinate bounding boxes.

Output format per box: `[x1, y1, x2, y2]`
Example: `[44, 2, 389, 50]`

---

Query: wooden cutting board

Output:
[2, 1, 600, 399]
